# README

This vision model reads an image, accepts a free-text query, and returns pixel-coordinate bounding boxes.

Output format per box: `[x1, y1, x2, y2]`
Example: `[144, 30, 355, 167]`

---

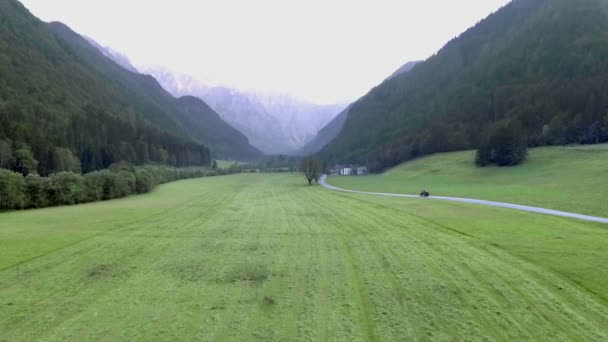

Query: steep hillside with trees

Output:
[386, 60, 422, 80]
[175, 96, 261, 160]
[296, 105, 351, 156]
[48, 21, 262, 162]
[0, 0, 206, 174]
[300, 61, 421, 156]
[0, 0, 259, 178]
[320, 0, 608, 171]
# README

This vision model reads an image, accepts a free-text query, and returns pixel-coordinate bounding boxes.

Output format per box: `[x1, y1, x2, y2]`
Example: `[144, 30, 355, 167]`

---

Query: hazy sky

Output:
[20, 0, 510, 104]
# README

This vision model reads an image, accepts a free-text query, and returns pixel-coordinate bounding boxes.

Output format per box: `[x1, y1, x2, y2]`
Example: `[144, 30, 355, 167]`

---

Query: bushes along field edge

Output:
[0, 164, 239, 211]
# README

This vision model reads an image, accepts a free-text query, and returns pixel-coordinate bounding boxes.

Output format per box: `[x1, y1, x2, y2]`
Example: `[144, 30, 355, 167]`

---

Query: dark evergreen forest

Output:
[320, 0, 608, 171]
[0, 0, 260, 178]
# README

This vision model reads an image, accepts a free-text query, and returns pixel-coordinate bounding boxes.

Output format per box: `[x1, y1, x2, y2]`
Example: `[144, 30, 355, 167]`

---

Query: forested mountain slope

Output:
[49, 22, 262, 162]
[82, 41, 264, 160]
[386, 60, 422, 80]
[320, 0, 608, 171]
[84, 36, 139, 73]
[296, 105, 351, 156]
[174, 96, 261, 160]
[0, 0, 259, 177]
[0, 0, 207, 174]
[300, 61, 421, 156]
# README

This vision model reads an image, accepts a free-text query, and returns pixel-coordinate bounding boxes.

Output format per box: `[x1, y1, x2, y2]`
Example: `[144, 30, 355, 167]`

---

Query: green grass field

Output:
[1, 174, 608, 340]
[216, 160, 239, 169]
[329, 144, 608, 217]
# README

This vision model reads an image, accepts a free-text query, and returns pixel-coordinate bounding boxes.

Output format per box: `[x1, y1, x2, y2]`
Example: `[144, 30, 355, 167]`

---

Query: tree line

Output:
[0, 102, 211, 176]
[0, 164, 239, 211]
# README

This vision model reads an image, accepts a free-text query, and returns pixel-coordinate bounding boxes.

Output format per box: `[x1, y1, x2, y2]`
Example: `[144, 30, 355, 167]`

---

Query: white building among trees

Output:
[340, 167, 353, 175]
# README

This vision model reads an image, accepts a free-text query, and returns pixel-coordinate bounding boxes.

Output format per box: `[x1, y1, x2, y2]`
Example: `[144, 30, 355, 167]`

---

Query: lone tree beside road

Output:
[302, 159, 321, 185]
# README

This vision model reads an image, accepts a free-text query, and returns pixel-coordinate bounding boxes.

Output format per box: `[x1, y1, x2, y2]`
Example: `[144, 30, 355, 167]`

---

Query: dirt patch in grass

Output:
[223, 262, 270, 286]
[241, 243, 260, 252]
[263, 296, 275, 305]
[86, 263, 120, 279]
[163, 261, 211, 283]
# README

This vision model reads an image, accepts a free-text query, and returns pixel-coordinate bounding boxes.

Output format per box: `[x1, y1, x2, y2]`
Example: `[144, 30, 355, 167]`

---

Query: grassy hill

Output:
[1, 174, 607, 340]
[328, 144, 608, 216]
[320, 0, 608, 170]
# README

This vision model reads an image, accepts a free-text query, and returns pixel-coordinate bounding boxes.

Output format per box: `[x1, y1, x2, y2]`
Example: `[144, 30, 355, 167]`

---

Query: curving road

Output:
[319, 175, 608, 224]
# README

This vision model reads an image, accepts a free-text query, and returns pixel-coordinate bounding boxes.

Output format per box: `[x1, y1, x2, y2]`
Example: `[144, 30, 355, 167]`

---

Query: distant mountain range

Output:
[84, 37, 139, 73]
[386, 61, 422, 80]
[319, 0, 608, 171]
[297, 61, 421, 156]
[80, 37, 261, 161]
[66, 33, 348, 156]
[296, 105, 352, 156]
[86, 33, 349, 156]
[139, 66, 346, 154]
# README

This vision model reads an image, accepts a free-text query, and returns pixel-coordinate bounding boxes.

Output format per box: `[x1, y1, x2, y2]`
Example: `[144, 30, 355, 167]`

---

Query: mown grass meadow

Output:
[329, 144, 608, 216]
[1, 174, 607, 340]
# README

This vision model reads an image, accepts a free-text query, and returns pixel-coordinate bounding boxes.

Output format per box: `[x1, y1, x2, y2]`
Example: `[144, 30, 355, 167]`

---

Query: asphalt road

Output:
[319, 175, 608, 224]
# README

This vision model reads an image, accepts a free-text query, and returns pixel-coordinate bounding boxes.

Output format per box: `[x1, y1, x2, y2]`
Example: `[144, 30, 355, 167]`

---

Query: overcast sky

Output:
[20, 0, 510, 104]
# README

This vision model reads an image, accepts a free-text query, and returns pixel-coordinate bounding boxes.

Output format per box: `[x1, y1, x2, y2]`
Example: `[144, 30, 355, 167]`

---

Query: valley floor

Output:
[1, 174, 607, 340]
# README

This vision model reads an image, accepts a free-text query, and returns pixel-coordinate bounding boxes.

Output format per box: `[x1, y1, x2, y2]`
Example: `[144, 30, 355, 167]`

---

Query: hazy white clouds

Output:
[19, 0, 510, 104]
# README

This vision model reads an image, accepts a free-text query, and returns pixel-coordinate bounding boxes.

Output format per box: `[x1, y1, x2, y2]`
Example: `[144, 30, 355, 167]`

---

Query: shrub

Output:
[476, 120, 528, 167]
[24, 174, 50, 208]
[100, 170, 123, 200]
[52, 147, 81, 174]
[0, 169, 26, 210]
[12, 146, 38, 176]
[82, 171, 105, 202]
[49, 172, 84, 205]
[0, 164, 227, 211]
[134, 168, 156, 194]
[117, 170, 136, 195]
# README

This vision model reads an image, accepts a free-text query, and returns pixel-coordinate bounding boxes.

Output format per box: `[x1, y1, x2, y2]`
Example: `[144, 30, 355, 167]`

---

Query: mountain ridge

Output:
[139, 66, 346, 154]
[320, 0, 608, 171]
[84, 36, 139, 73]
[387, 60, 423, 80]
[0, 0, 260, 178]
[296, 105, 351, 156]
[298, 60, 421, 156]
[56, 26, 262, 161]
